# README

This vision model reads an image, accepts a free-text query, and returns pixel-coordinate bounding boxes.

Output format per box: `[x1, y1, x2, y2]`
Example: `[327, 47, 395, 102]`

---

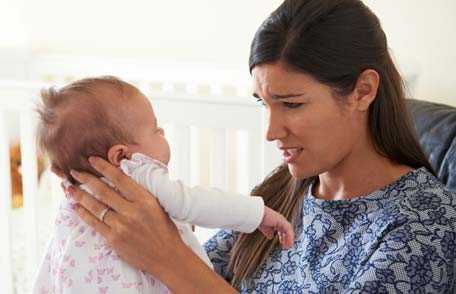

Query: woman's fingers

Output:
[87, 157, 144, 202]
[67, 184, 118, 226]
[75, 203, 111, 238]
[70, 170, 131, 212]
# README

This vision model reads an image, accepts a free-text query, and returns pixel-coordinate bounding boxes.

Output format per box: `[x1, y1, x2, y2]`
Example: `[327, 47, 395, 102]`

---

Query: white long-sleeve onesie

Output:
[33, 153, 264, 294]
[120, 153, 265, 233]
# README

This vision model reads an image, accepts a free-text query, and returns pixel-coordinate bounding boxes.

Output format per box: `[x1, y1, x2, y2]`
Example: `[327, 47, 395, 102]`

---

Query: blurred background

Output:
[0, 0, 455, 293]
[1, 0, 455, 104]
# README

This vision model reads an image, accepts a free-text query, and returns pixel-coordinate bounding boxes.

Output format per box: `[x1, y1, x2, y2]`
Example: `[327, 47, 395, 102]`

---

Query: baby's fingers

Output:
[258, 226, 274, 240]
[278, 221, 295, 249]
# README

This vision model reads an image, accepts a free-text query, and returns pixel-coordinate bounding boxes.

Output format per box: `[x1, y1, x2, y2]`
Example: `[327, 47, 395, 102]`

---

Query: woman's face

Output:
[252, 62, 365, 179]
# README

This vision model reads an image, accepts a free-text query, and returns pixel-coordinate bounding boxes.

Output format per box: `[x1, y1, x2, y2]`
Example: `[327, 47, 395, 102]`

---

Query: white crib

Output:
[0, 58, 282, 294]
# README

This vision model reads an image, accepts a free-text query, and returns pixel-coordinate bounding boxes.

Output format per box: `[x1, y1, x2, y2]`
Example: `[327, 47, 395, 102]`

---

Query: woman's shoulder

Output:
[395, 167, 456, 214]
[369, 167, 455, 225]
[309, 167, 456, 243]
[357, 167, 454, 208]
[305, 167, 455, 226]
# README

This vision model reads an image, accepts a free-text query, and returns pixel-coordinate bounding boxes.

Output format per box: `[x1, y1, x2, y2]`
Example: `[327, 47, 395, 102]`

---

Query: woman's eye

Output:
[283, 102, 302, 109]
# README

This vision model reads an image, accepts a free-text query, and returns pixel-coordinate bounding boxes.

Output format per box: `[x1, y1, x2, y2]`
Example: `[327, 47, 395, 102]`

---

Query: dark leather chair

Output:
[407, 99, 456, 191]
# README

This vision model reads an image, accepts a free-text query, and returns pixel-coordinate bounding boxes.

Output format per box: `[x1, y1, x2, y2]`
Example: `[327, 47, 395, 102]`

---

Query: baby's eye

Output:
[155, 127, 164, 135]
[283, 102, 302, 109]
[256, 98, 266, 106]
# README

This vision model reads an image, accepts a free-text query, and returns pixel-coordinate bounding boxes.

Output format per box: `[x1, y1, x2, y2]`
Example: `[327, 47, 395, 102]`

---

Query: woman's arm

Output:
[67, 156, 237, 294]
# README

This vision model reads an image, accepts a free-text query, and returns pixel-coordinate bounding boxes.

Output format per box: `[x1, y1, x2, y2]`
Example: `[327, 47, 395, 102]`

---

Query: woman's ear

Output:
[353, 69, 380, 112]
[107, 145, 130, 166]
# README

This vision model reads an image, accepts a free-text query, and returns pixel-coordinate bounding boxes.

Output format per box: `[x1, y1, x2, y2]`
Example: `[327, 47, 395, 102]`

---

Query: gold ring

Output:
[98, 207, 110, 222]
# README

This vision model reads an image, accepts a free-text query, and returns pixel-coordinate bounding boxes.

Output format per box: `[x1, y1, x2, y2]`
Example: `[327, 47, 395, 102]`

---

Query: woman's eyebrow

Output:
[272, 93, 306, 99]
[252, 92, 306, 99]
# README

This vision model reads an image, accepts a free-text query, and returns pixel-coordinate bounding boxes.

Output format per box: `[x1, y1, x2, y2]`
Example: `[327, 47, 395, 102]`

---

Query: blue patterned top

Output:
[204, 168, 456, 293]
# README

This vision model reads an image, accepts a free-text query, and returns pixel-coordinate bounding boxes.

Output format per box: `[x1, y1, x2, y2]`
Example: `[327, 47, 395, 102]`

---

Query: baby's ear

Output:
[107, 145, 129, 167]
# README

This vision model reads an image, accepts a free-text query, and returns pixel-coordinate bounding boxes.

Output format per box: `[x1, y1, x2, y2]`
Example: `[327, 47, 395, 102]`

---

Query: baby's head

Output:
[37, 76, 170, 184]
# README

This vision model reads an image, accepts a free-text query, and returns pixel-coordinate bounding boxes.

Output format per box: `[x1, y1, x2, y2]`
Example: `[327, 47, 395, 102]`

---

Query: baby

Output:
[33, 76, 294, 293]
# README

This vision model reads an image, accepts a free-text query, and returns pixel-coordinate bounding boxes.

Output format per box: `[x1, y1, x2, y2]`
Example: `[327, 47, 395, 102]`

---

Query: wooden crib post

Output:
[20, 107, 40, 277]
[0, 109, 14, 294]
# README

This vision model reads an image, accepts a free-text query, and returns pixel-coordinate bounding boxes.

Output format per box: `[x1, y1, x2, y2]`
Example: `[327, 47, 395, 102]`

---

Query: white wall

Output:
[1, 0, 455, 105]
[364, 0, 456, 105]
[24, 0, 282, 65]
[0, 0, 27, 48]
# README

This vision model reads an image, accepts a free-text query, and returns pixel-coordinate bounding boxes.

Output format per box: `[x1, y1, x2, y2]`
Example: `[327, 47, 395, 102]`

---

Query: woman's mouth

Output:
[282, 148, 303, 163]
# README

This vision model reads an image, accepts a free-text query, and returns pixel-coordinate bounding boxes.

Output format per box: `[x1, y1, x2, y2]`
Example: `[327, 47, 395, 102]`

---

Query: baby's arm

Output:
[121, 154, 294, 248]
[122, 155, 263, 232]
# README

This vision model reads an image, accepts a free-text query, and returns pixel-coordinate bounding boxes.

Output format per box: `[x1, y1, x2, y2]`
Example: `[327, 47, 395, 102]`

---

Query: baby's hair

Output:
[37, 76, 143, 184]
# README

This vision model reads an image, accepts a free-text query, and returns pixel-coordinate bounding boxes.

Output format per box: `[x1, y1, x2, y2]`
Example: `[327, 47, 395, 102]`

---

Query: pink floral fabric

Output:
[33, 196, 211, 294]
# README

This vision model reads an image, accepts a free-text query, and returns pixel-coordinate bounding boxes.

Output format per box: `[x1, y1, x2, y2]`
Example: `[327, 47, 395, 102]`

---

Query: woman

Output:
[67, 0, 456, 292]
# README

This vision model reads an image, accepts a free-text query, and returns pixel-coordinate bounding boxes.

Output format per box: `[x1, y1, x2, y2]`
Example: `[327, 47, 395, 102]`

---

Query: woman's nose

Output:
[265, 110, 287, 142]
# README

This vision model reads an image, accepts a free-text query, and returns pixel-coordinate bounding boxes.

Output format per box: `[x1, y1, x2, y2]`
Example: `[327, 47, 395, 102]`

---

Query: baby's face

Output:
[129, 97, 171, 165]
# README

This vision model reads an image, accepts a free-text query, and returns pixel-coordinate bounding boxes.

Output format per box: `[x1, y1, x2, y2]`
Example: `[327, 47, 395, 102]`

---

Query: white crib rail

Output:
[0, 76, 281, 294]
[212, 128, 229, 191]
[0, 83, 44, 294]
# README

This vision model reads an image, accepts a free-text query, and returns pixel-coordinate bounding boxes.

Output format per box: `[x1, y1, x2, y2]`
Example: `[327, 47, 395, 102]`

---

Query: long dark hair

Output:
[229, 0, 435, 288]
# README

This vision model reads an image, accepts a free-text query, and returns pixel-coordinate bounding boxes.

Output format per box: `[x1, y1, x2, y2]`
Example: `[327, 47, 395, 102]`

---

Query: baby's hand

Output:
[258, 206, 295, 249]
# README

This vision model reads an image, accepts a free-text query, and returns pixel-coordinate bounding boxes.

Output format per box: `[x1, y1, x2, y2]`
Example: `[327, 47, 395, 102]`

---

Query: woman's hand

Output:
[66, 157, 182, 273]
[66, 157, 236, 293]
